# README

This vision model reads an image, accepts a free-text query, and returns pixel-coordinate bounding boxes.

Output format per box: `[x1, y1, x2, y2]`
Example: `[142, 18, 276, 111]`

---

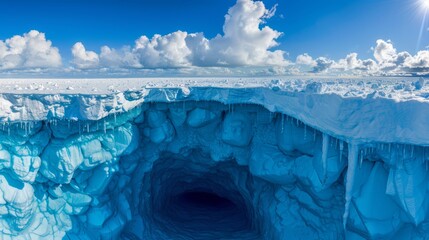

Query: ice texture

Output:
[0, 78, 428, 239]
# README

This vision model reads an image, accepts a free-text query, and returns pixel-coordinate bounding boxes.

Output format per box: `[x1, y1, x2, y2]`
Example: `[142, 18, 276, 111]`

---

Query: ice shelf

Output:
[0, 77, 428, 239]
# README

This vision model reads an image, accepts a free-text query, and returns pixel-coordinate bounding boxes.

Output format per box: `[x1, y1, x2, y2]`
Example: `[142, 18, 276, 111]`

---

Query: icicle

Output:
[339, 141, 344, 163]
[359, 150, 364, 168]
[281, 114, 285, 133]
[343, 143, 359, 229]
[114, 112, 117, 124]
[304, 124, 307, 140]
[67, 119, 71, 129]
[424, 148, 427, 166]
[103, 120, 107, 134]
[86, 122, 90, 133]
[321, 133, 329, 184]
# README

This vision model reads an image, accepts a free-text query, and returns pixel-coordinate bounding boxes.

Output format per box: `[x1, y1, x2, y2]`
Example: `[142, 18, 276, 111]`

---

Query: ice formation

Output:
[0, 77, 428, 239]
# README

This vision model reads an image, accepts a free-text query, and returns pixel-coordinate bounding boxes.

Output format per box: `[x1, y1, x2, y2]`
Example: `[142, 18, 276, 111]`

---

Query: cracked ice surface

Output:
[0, 78, 428, 239]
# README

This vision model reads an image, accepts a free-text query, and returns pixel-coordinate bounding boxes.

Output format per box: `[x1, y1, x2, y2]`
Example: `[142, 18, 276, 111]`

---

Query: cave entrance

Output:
[165, 188, 250, 235]
[145, 151, 262, 240]
[176, 190, 237, 212]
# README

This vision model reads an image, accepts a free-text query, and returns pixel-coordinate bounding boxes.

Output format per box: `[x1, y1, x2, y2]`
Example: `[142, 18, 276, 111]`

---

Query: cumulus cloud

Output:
[312, 57, 334, 73]
[71, 0, 288, 70]
[203, 0, 284, 66]
[71, 42, 99, 69]
[335, 53, 378, 73]
[134, 31, 192, 68]
[403, 50, 429, 72]
[0, 30, 61, 70]
[294, 40, 429, 76]
[3, 1, 429, 77]
[373, 40, 397, 64]
[296, 53, 316, 66]
[370, 40, 429, 75]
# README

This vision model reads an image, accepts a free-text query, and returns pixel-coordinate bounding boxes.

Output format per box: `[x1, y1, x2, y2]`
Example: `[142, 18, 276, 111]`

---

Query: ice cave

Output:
[0, 78, 429, 239]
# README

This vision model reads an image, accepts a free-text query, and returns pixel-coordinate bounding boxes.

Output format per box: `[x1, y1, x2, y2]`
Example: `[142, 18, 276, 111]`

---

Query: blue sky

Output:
[1, 0, 425, 59]
[1, 0, 429, 76]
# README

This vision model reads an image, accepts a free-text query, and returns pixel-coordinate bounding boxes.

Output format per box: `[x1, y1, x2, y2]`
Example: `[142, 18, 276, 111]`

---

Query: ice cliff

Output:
[0, 77, 428, 239]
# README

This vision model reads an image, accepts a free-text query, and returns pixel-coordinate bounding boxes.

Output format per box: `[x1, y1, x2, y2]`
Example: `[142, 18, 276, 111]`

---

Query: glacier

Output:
[0, 77, 428, 239]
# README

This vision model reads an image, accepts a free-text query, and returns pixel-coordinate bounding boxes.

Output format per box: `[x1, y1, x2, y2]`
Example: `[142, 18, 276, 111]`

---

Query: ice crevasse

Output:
[0, 78, 428, 239]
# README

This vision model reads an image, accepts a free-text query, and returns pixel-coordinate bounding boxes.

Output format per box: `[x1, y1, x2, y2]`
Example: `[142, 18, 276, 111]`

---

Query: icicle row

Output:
[321, 133, 329, 185]
[343, 143, 359, 229]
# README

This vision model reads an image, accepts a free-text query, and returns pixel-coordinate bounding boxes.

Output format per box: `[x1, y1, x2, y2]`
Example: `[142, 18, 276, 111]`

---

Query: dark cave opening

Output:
[163, 188, 250, 235]
[142, 152, 262, 239]
[176, 190, 237, 210]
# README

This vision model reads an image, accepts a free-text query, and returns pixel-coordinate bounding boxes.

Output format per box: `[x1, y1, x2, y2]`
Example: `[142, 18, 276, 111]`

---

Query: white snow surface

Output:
[0, 77, 427, 145]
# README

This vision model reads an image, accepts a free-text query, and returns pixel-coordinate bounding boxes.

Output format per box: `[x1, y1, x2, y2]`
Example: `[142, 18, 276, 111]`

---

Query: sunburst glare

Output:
[421, 0, 429, 9]
[416, 0, 429, 51]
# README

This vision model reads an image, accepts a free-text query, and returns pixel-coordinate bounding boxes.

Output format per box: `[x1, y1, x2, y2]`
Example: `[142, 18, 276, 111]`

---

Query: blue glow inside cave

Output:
[135, 152, 264, 240]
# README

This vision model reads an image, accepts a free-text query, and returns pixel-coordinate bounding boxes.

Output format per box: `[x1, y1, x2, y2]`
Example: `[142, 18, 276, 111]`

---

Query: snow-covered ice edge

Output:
[0, 77, 427, 145]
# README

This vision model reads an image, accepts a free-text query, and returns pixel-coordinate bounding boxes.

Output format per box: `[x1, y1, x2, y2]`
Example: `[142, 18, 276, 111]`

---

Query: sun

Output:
[421, 0, 429, 10]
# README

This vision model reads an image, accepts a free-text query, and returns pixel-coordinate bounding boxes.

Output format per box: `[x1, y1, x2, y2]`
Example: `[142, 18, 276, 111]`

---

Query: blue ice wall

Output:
[0, 101, 428, 239]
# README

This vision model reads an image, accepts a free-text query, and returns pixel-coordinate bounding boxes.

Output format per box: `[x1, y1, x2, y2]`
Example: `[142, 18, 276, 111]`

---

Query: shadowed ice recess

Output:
[1, 78, 429, 239]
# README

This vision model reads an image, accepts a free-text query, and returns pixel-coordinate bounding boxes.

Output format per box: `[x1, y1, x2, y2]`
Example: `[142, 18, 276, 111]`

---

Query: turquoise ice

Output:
[0, 78, 428, 239]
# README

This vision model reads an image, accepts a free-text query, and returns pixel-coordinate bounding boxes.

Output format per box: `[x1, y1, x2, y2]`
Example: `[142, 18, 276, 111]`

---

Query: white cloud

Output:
[312, 57, 334, 73]
[203, 0, 285, 66]
[296, 53, 374, 75]
[2, 2, 429, 77]
[71, 0, 288, 70]
[134, 31, 192, 68]
[0, 30, 61, 70]
[299, 53, 378, 75]
[402, 50, 429, 73]
[373, 39, 397, 64]
[294, 40, 429, 76]
[335, 53, 378, 72]
[71, 42, 99, 69]
[296, 53, 316, 66]
[372, 40, 429, 75]
[99, 46, 141, 69]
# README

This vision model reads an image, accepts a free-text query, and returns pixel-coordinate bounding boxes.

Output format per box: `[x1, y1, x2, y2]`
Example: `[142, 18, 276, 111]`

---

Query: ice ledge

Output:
[0, 77, 427, 145]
